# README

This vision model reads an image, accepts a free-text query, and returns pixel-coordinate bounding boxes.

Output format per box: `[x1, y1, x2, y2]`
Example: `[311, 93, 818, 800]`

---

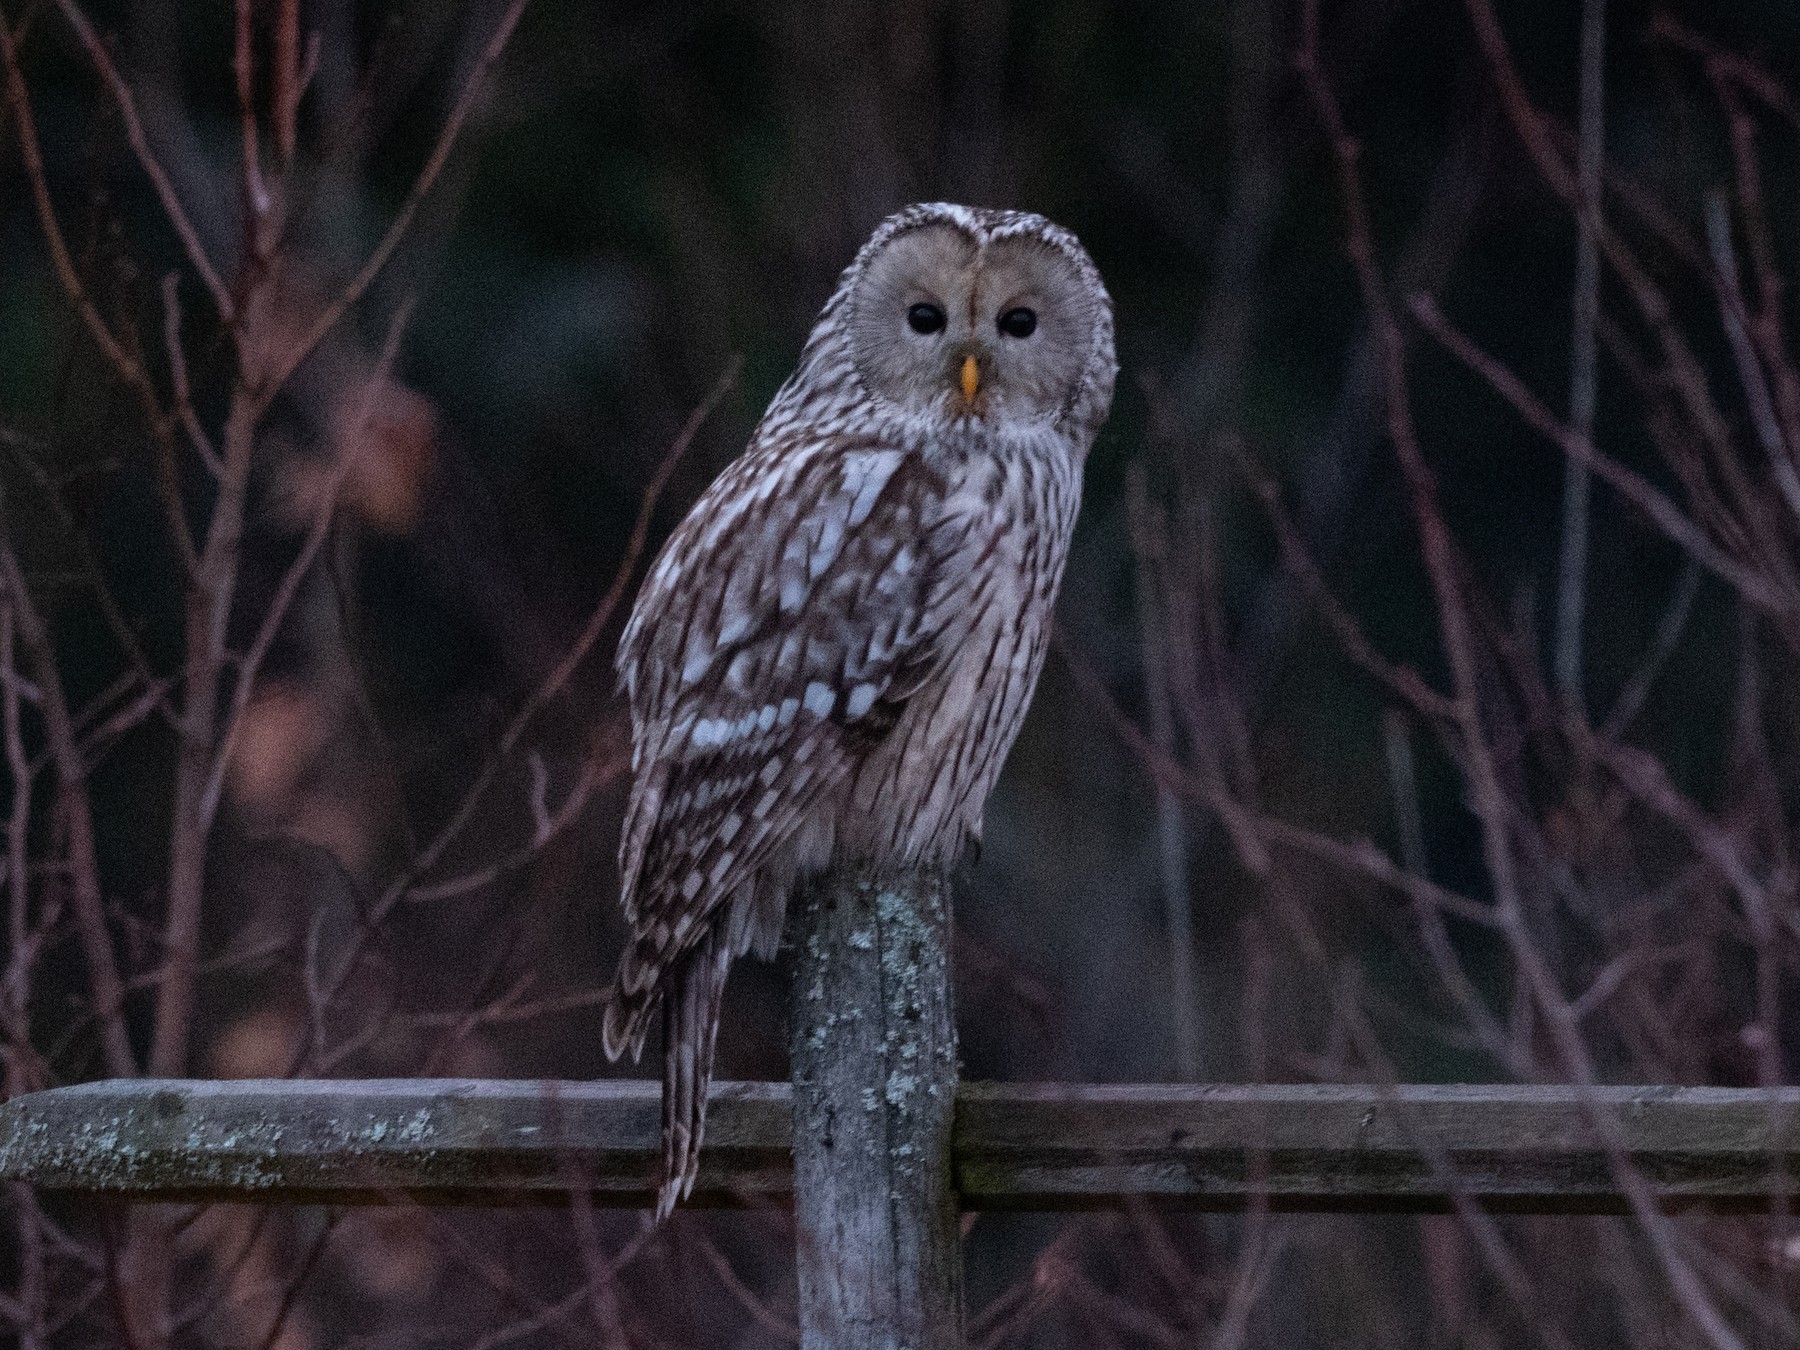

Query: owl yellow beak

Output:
[960, 354, 980, 403]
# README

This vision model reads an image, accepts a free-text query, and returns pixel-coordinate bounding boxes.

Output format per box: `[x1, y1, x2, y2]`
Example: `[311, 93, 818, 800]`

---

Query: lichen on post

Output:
[787, 863, 963, 1350]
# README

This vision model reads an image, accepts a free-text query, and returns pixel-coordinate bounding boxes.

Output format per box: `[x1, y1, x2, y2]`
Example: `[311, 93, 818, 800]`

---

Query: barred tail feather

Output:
[657, 933, 732, 1221]
[601, 970, 657, 1063]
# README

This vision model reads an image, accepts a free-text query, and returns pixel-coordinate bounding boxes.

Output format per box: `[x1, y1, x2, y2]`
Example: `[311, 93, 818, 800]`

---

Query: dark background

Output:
[5, 0, 1800, 1344]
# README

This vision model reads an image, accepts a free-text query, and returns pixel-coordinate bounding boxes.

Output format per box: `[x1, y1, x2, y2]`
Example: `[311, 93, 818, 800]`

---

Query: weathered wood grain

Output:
[0, 1076, 791, 1207]
[787, 865, 964, 1349]
[955, 1082, 1800, 1214]
[4, 1078, 1800, 1214]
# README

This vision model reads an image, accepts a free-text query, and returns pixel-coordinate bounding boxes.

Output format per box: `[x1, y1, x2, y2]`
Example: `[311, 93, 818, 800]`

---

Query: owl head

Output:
[802, 204, 1116, 438]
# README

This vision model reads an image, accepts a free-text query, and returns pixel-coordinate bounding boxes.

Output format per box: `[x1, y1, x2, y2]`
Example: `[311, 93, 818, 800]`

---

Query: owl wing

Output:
[609, 432, 996, 1010]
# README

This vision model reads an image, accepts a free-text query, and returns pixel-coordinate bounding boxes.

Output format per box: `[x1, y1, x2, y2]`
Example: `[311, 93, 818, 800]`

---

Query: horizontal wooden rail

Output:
[3, 1079, 1799, 1214]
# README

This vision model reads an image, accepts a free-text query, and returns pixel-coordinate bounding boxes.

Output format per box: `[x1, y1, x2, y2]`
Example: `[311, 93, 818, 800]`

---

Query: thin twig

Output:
[291, 358, 736, 1071]
[47, 0, 235, 321]
[0, 429, 182, 729]
[1313, 13, 1747, 1345]
[1600, 560, 1701, 738]
[1410, 294, 1790, 615]
[0, 10, 150, 385]
[1125, 463, 1202, 1079]
[161, 275, 221, 476]
[197, 295, 418, 828]
[267, 0, 531, 393]
[1553, 0, 1604, 703]
[0, 530, 136, 1077]
[1466, 0, 1800, 618]
[233, 0, 268, 260]
[1703, 193, 1800, 521]
[273, 0, 300, 165]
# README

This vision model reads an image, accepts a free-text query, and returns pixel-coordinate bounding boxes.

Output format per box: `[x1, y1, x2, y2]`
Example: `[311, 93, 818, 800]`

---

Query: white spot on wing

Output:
[803, 682, 836, 718]
[845, 683, 878, 718]
[719, 610, 753, 647]
[811, 510, 846, 579]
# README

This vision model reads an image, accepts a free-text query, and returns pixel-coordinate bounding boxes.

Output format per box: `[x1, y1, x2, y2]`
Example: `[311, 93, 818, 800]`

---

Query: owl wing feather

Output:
[605, 430, 999, 1053]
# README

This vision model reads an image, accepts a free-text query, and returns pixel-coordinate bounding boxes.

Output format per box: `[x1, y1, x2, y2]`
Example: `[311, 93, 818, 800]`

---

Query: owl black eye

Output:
[997, 307, 1037, 338]
[906, 302, 946, 335]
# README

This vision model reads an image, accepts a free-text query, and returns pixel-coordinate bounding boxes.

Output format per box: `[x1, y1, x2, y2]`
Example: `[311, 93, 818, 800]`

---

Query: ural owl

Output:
[602, 203, 1116, 1217]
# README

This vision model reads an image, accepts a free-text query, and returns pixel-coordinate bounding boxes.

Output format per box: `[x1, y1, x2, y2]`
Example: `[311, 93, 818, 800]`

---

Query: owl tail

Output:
[656, 932, 732, 1221]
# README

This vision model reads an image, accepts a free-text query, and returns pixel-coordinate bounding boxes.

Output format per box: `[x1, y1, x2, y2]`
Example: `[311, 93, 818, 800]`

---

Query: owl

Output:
[602, 203, 1116, 1218]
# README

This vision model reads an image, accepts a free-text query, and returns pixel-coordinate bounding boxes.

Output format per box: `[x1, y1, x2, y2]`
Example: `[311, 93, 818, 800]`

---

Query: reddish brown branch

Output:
[197, 296, 418, 829]
[1464, 0, 1799, 610]
[1316, 10, 1753, 1344]
[1409, 294, 1791, 615]
[290, 357, 737, 1071]
[0, 535, 136, 1078]
[273, 0, 300, 165]
[232, 0, 269, 265]
[147, 385, 261, 1078]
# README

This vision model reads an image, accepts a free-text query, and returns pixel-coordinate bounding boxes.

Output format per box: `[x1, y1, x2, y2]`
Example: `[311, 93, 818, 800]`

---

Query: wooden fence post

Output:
[788, 864, 964, 1349]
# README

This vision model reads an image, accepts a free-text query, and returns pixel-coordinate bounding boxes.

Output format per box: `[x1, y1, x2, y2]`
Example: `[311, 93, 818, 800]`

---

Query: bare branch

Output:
[290, 357, 736, 1071]
[1703, 194, 1800, 520]
[47, 0, 235, 322]
[1552, 0, 1604, 703]
[268, 0, 532, 392]
[160, 275, 221, 476]
[1410, 294, 1791, 615]
[0, 533, 136, 1077]
[0, 10, 151, 387]
[197, 295, 417, 829]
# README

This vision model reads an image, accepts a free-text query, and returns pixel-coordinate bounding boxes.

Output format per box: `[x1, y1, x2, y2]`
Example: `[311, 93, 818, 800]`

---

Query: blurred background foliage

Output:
[7, 0, 1800, 1344]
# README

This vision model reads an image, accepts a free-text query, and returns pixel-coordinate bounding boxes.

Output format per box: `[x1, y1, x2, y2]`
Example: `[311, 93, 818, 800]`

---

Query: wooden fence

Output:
[5, 1077, 1800, 1215]
[4, 867, 1797, 1347]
